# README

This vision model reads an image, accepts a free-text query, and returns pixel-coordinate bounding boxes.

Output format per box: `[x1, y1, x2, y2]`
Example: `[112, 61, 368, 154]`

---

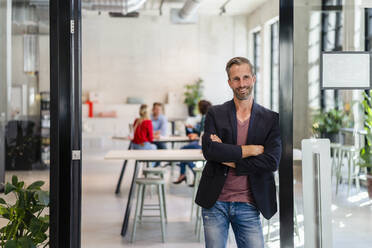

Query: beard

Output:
[233, 85, 253, 100]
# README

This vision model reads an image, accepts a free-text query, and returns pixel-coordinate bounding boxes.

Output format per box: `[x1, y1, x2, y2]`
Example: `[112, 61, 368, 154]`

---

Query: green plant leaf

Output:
[4, 183, 16, 195]
[17, 181, 24, 189]
[30, 205, 44, 214]
[34, 232, 47, 244]
[18, 236, 35, 248]
[4, 240, 17, 248]
[11, 175, 18, 186]
[0, 197, 6, 204]
[30, 217, 42, 235]
[36, 191, 49, 206]
[39, 215, 49, 224]
[26, 181, 44, 190]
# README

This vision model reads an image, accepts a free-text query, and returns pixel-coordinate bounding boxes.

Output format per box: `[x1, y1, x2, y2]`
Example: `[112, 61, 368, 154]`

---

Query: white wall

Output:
[246, 0, 279, 108]
[82, 13, 248, 106]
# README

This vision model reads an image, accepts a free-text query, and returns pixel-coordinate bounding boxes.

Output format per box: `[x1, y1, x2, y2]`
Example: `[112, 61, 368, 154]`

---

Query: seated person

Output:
[131, 104, 156, 150]
[151, 102, 168, 166]
[173, 100, 212, 186]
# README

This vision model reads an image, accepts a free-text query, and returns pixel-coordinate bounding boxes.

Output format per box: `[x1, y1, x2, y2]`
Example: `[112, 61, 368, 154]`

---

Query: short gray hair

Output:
[225, 57, 254, 79]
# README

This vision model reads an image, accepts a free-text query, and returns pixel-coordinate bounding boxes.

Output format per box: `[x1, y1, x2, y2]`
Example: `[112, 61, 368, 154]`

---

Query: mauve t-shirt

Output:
[217, 117, 255, 204]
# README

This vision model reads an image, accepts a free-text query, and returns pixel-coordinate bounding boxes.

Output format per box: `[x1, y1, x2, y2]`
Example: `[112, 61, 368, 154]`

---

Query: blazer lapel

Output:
[228, 100, 237, 145]
[246, 101, 258, 145]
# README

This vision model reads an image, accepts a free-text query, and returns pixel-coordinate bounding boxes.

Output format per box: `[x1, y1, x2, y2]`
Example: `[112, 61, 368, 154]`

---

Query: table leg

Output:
[115, 141, 133, 194]
[121, 160, 140, 237]
[171, 121, 175, 135]
[115, 160, 128, 194]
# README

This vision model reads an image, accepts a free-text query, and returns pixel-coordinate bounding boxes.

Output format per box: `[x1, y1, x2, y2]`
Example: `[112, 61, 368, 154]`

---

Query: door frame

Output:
[47, 0, 294, 247]
[50, 0, 82, 247]
[279, 0, 294, 247]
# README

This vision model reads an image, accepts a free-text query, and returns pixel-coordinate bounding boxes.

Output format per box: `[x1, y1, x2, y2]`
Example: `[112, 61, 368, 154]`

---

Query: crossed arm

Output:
[202, 109, 282, 174]
[209, 134, 263, 168]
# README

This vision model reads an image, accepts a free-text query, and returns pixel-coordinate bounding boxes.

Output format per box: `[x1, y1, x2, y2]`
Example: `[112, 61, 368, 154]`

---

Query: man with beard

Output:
[195, 57, 282, 248]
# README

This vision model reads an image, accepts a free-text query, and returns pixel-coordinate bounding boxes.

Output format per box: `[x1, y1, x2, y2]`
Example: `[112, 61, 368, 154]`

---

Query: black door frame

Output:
[50, 0, 82, 247]
[279, 0, 294, 248]
[47, 0, 294, 247]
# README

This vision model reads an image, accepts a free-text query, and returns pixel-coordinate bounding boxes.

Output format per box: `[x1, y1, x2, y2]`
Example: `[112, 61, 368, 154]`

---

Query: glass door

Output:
[0, 1, 51, 247]
[293, 0, 372, 247]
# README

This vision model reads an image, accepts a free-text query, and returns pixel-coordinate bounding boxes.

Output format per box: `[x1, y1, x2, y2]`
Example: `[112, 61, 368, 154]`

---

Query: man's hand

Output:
[222, 162, 236, 168]
[241, 145, 264, 158]
[188, 133, 199, 140]
[153, 131, 161, 140]
[210, 134, 222, 143]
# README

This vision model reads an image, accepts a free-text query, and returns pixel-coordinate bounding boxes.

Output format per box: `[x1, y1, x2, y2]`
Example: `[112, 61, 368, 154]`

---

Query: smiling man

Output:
[195, 57, 282, 248]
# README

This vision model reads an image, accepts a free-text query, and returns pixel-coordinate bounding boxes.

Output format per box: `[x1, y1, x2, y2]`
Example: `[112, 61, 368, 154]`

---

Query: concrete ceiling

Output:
[199, 0, 269, 15]
[144, 0, 269, 16]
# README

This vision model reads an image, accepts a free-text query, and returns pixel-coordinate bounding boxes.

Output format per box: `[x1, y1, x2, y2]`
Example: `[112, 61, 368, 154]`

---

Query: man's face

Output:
[152, 105, 162, 117]
[228, 64, 256, 101]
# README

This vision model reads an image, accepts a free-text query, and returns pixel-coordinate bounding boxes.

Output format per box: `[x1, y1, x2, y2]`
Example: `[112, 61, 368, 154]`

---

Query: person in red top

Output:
[131, 104, 156, 150]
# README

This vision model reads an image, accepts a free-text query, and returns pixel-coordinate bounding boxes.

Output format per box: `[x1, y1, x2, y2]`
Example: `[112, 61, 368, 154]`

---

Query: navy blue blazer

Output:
[195, 99, 282, 219]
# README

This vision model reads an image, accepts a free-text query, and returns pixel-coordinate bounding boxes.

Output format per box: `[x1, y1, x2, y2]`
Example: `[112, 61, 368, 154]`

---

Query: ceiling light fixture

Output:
[219, 0, 232, 16]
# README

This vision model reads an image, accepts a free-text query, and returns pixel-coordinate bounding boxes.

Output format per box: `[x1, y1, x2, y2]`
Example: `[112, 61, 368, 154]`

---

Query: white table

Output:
[112, 135, 192, 148]
[112, 136, 196, 194]
[104, 149, 205, 237]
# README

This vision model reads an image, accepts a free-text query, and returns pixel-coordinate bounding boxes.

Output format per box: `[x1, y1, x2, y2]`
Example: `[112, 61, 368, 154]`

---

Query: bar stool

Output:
[141, 168, 167, 222]
[195, 205, 203, 242]
[330, 143, 342, 183]
[190, 166, 203, 220]
[191, 165, 204, 242]
[263, 174, 300, 242]
[336, 145, 360, 195]
[131, 178, 166, 243]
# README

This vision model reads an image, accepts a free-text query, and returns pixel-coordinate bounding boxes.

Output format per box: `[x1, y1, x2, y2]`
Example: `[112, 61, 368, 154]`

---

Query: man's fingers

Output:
[210, 134, 223, 144]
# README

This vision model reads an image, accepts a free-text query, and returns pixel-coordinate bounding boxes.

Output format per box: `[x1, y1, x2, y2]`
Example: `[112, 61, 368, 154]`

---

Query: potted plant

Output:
[312, 108, 348, 143]
[358, 91, 372, 199]
[184, 78, 203, 116]
[0, 175, 49, 247]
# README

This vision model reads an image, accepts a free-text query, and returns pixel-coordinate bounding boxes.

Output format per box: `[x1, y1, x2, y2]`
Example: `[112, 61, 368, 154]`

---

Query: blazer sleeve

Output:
[235, 113, 282, 175]
[202, 108, 242, 162]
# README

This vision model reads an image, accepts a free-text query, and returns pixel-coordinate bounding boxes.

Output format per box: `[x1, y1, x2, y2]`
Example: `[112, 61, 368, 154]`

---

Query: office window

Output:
[320, 0, 343, 110]
[270, 21, 279, 112]
[253, 31, 261, 102]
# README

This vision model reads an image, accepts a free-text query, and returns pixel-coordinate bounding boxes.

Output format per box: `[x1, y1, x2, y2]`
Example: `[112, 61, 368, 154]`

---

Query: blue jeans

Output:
[132, 142, 156, 150]
[202, 201, 264, 248]
[179, 141, 201, 175]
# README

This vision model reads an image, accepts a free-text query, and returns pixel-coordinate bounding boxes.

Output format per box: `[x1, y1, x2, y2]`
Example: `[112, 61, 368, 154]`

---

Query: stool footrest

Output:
[143, 207, 161, 210]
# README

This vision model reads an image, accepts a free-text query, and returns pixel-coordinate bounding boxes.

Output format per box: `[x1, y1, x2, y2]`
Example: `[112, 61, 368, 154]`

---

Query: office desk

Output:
[105, 149, 205, 237]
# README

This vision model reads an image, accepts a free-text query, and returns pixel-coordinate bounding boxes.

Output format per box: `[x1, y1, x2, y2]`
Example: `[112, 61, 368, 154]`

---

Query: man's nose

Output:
[238, 78, 248, 86]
